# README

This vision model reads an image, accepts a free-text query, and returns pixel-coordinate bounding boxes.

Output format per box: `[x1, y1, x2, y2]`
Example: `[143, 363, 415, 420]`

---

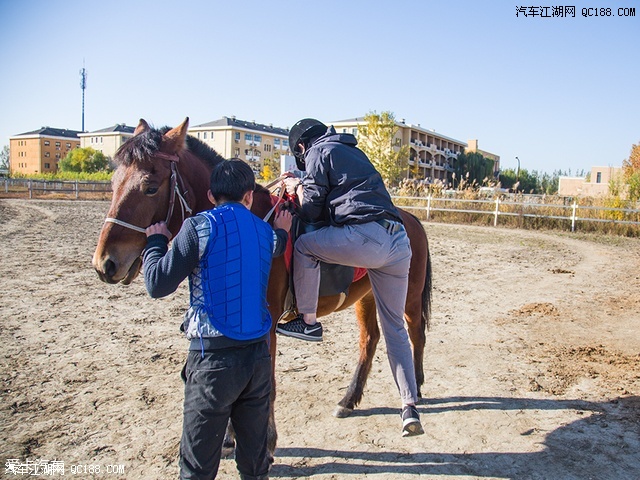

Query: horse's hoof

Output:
[333, 405, 353, 418]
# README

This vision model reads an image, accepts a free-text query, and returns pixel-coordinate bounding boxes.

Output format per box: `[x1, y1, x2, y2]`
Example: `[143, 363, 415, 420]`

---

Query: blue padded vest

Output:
[198, 203, 273, 340]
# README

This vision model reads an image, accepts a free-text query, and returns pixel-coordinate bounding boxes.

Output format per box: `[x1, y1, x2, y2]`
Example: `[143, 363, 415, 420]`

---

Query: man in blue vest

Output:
[143, 159, 292, 480]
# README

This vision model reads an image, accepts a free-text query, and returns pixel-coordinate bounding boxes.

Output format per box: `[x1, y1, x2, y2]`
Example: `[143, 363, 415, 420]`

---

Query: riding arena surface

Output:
[1, 198, 638, 480]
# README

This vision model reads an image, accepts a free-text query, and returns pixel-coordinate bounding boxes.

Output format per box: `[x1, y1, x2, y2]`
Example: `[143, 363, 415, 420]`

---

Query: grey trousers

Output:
[293, 220, 418, 404]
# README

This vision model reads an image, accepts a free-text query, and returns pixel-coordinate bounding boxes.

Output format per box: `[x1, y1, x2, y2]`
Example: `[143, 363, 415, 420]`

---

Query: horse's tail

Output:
[405, 211, 432, 332]
[422, 233, 432, 331]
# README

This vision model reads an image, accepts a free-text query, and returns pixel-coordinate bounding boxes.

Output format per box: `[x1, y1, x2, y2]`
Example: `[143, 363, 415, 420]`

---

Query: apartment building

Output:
[10, 127, 81, 175]
[188, 117, 290, 175]
[331, 118, 500, 184]
[78, 124, 135, 160]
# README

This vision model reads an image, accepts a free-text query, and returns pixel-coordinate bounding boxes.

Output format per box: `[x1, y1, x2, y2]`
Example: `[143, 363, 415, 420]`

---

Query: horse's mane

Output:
[114, 124, 270, 197]
[114, 126, 225, 169]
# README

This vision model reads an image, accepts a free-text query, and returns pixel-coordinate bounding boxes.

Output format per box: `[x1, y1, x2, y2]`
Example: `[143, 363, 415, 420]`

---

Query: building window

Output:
[203, 132, 207, 139]
[274, 138, 280, 147]
[44, 163, 50, 169]
[66, 142, 71, 148]
[55, 141, 61, 147]
[283, 140, 289, 148]
[234, 148, 240, 157]
[253, 134, 262, 143]
[245, 133, 252, 142]
[596, 172, 602, 183]
[264, 144, 272, 152]
[44, 140, 50, 146]
[44, 152, 50, 157]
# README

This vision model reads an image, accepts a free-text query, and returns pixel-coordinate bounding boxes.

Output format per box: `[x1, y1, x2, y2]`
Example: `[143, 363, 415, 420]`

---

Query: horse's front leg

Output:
[334, 292, 380, 418]
[222, 421, 236, 458]
[266, 328, 278, 463]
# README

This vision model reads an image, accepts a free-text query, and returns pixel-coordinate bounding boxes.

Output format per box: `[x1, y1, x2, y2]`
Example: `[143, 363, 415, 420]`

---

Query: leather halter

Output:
[104, 151, 193, 234]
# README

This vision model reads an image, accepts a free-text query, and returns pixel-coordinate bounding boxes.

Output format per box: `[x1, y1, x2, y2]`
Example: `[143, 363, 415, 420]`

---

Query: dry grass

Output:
[393, 180, 640, 237]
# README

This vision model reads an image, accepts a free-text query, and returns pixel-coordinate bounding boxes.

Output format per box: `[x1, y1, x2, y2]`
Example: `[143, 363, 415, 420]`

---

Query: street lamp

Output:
[515, 156, 520, 183]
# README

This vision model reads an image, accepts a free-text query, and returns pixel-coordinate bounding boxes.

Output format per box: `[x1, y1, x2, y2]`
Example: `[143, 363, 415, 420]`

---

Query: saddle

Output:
[269, 189, 366, 313]
[286, 217, 364, 297]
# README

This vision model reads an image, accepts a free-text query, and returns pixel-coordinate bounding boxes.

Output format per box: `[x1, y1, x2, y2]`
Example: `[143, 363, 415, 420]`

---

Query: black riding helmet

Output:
[288, 118, 327, 170]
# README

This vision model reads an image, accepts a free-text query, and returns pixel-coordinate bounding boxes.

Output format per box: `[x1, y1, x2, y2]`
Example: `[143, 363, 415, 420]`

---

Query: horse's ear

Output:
[163, 117, 190, 154]
[134, 119, 150, 136]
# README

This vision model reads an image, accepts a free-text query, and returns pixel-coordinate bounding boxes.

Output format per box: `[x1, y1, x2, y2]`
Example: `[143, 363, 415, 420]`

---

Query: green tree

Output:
[59, 147, 109, 173]
[0, 145, 9, 171]
[455, 151, 494, 186]
[357, 111, 409, 185]
[499, 168, 537, 193]
[499, 168, 517, 190]
[622, 142, 640, 201]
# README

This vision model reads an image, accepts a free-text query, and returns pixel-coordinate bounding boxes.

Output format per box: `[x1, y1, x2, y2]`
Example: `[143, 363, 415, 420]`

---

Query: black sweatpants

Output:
[179, 341, 271, 480]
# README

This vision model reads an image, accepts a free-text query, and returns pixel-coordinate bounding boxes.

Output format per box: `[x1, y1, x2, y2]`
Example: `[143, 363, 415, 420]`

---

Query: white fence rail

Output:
[2, 179, 111, 199]
[392, 195, 640, 231]
[2, 180, 639, 232]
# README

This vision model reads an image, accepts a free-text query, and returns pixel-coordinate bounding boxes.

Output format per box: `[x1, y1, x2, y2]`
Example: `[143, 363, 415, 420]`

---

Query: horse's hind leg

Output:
[404, 294, 426, 398]
[335, 292, 380, 418]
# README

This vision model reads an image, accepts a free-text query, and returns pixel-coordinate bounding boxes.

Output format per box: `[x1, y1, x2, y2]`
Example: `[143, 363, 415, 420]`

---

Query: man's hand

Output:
[282, 177, 302, 196]
[273, 209, 293, 233]
[146, 221, 172, 240]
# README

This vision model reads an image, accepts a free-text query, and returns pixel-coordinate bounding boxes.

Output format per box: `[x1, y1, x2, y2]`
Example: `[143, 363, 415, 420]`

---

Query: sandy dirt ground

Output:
[1, 198, 639, 480]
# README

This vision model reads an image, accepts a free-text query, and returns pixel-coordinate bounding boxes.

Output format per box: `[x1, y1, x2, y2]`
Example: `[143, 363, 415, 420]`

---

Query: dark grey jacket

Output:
[299, 126, 402, 226]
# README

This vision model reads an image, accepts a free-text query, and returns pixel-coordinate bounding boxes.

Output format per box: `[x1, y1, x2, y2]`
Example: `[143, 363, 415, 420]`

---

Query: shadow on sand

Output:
[271, 395, 639, 479]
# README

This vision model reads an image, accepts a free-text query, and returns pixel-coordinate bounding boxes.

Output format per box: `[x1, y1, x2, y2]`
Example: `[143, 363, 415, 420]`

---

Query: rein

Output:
[104, 151, 193, 234]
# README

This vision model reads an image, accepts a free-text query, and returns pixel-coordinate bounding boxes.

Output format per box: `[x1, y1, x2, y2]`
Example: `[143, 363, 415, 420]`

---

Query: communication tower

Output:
[80, 62, 87, 132]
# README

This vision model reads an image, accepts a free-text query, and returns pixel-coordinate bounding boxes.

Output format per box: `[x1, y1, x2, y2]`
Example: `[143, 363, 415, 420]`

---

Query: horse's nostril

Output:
[104, 258, 117, 278]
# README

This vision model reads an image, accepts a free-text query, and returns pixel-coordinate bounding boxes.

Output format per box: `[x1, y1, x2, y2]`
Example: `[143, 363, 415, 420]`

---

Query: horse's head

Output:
[93, 117, 194, 284]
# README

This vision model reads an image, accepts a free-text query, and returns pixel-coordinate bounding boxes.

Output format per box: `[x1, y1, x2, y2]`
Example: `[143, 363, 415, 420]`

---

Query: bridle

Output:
[104, 151, 193, 234]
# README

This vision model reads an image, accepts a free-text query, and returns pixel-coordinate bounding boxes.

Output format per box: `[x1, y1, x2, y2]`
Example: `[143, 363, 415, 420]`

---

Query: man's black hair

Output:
[209, 158, 256, 202]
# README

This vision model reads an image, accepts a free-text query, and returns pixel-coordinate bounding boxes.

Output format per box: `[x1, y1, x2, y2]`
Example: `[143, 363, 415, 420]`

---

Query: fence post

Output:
[4, 179, 7, 193]
[75, 180, 79, 199]
[571, 202, 577, 232]
[28, 180, 32, 199]
[426, 195, 432, 220]
[494, 198, 500, 227]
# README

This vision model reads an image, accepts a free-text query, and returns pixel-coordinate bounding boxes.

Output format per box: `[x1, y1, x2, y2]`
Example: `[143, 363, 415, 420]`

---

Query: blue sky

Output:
[1, 0, 638, 174]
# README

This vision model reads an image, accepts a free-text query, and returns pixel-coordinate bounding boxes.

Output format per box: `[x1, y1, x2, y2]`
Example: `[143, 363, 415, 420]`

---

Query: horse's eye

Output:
[144, 186, 159, 196]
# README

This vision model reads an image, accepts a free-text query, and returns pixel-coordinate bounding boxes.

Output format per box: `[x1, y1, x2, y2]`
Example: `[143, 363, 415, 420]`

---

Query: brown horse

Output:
[92, 117, 432, 457]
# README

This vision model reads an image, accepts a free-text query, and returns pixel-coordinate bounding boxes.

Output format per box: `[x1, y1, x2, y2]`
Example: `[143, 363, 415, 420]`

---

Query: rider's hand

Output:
[146, 222, 172, 240]
[282, 177, 302, 196]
